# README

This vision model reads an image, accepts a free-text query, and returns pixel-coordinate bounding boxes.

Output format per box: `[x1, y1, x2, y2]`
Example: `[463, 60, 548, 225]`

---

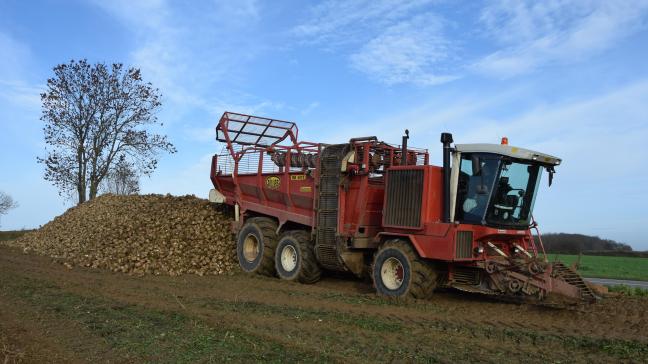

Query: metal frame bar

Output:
[217, 111, 299, 149]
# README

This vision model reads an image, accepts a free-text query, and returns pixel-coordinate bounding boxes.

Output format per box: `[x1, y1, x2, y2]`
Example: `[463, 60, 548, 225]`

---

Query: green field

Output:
[548, 254, 648, 281]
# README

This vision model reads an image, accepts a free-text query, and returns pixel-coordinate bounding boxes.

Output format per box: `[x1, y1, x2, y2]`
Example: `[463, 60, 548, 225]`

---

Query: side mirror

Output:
[471, 155, 482, 176]
[546, 166, 555, 187]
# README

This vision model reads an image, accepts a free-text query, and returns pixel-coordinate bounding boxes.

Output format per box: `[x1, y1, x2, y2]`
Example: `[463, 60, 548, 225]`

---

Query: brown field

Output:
[1, 244, 647, 364]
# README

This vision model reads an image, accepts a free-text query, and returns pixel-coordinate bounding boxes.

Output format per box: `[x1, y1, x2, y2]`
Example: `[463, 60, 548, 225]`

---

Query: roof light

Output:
[501, 137, 508, 145]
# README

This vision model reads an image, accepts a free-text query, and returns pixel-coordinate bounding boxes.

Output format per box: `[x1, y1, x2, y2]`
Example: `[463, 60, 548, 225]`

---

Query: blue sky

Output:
[1, 0, 647, 249]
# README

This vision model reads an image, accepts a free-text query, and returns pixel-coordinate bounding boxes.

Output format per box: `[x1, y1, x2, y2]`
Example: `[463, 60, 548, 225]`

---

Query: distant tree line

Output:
[535, 233, 634, 254]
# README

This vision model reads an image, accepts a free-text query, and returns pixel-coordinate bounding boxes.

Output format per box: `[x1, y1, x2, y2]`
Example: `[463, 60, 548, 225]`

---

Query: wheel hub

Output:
[381, 257, 404, 290]
[243, 234, 260, 262]
[280, 245, 297, 272]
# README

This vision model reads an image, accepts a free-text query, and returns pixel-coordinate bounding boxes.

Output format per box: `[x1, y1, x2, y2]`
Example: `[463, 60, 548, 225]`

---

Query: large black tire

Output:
[236, 217, 278, 276]
[372, 239, 437, 299]
[274, 230, 321, 284]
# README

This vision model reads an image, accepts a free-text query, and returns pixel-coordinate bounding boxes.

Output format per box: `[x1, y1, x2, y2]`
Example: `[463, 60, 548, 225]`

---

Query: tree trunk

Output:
[89, 179, 98, 200]
[77, 183, 86, 205]
[77, 146, 87, 205]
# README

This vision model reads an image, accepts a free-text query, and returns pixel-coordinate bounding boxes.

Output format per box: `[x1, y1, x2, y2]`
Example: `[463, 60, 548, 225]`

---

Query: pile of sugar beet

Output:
[5, 194, 237, 276]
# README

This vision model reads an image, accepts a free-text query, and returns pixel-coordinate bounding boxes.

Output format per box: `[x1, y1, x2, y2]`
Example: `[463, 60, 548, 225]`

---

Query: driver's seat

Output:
[505, 195, 519, 207]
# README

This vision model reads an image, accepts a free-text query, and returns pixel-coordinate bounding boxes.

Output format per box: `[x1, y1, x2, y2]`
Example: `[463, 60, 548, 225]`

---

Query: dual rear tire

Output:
[274, 230, 321, 284]
[236, 219, 320, 284]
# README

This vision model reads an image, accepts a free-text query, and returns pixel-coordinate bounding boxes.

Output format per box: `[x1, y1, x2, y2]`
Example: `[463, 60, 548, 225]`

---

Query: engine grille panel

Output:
[455, 231, 473, 259]
[384, 169, 424, 228]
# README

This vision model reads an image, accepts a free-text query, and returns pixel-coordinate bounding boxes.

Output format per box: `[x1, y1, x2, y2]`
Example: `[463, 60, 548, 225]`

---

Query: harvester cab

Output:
[209, 111, 599, 306]
[438, 136, 598, 304]
[450, 142, 560, 229]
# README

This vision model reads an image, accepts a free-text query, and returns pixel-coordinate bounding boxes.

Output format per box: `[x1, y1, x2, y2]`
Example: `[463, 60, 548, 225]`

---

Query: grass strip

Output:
[546, 254, 648, 281]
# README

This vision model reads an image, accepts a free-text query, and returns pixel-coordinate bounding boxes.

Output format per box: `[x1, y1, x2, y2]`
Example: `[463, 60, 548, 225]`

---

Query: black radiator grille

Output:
[455, 231, 473, 259]
[384, 169, 423, 227]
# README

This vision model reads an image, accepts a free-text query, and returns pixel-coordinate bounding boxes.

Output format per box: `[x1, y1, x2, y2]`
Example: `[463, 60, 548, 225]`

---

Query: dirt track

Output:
[1, 245, 647, 363]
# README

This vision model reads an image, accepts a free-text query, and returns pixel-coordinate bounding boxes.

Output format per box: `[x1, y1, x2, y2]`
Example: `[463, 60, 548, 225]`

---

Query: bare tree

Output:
[0, 191, 18, 227]
[102, 156, 140, 195]
[38, 59, 176, 204]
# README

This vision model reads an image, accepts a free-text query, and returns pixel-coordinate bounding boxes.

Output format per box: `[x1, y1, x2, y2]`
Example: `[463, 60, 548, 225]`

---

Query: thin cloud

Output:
[350, 14, 458, 85]
[300, 101, 320, 116]
[296, 1, 648, 83]
[92, 0, 199, 112]
[294, 1, 457, 86]
[0, 32, 32, 81]
[90, 0, 169, 31]
[0, 32, 42, 110]
[92, 0, 277, 123]
[0, 80, 42, 110]
[213, 0, 260, 20]
[474, 0, 648, 77]
[293, 0, 434, 46]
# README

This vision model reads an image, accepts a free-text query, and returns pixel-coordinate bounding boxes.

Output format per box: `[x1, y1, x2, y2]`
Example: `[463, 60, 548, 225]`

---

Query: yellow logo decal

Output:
[265, 176, 281, 190]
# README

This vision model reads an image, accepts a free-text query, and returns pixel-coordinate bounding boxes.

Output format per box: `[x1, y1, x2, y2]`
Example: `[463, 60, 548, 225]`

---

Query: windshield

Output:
[486, 159, 542, 228]
[455, 153, 543, 228]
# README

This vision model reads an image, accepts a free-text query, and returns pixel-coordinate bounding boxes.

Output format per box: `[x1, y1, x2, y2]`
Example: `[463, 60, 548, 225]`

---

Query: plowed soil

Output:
[1, 245, 647, 363]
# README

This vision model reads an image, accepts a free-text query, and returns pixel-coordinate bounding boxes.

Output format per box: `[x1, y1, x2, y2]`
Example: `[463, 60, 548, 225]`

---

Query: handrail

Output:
[531, 215, 548, 262]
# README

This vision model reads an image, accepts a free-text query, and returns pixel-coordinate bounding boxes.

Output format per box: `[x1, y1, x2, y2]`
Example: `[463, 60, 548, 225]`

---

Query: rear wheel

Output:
[275, 230, 321, 284]
[372, 239, 437, 299]
[236, 217, 278, 276]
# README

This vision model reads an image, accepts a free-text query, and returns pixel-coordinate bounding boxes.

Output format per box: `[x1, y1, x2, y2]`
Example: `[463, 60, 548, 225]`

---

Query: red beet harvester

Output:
[209, 112, 596, 303]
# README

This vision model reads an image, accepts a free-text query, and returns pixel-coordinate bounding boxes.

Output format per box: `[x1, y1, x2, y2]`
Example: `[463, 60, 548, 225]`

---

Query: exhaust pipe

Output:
[441, 132, 453, 223]
[401, 129, 409, 166]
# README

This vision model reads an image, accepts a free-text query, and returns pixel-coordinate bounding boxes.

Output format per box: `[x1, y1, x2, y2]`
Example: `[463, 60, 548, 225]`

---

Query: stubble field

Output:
[1, 244, 647, 364]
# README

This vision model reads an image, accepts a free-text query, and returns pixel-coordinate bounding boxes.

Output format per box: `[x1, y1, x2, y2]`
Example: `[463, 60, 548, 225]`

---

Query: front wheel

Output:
[274, 230, 321, 284]
[372, 239, 437, 299]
